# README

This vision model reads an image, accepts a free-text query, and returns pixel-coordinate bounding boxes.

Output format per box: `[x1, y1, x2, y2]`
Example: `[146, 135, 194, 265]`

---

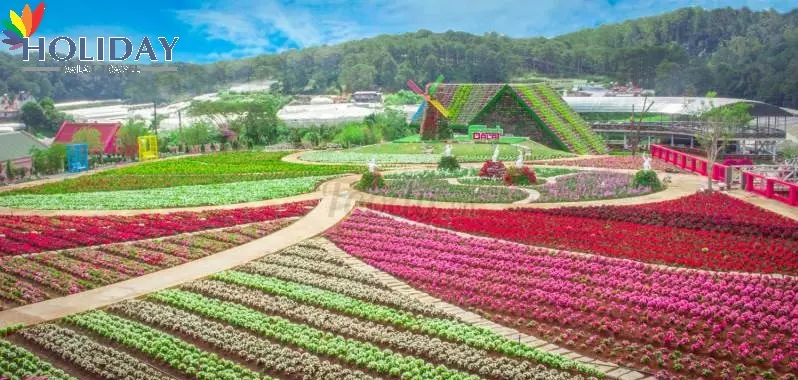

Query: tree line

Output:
[0, 7, 796, 107]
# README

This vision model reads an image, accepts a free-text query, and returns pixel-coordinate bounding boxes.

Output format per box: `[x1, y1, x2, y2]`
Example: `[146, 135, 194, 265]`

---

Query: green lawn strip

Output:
[6, 151, 358, 196]
[210, 271, 602, 377]
[64, 310, 262, 380]
[0, 338, 75, 380]
[149, 288, 477, 380]
[0, 175, 331, 210]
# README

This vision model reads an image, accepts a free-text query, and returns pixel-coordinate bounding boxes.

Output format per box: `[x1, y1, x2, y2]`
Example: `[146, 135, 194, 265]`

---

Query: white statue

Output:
[367, 157, 378, 173]
[643, 155, 652, 171]
[443, 144, 452, 157]
[491, 145, 500, 163]
[515, 150, 525, 168]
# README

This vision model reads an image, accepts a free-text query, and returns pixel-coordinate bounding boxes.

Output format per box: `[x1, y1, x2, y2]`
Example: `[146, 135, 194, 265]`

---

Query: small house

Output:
[53, 121, 122, 154]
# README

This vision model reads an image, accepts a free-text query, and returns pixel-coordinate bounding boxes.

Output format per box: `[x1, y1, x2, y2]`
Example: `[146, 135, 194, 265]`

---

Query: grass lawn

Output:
[303, 140, 575, 164]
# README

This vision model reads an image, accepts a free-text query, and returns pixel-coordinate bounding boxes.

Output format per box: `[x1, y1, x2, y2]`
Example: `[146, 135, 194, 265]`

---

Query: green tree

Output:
[117, 119, 149, 157]
[20, 101, 48, 134]
[695, 91, 753, 192]
[183, 121, 217, 146]
[71, 127, 104, 154]
[339, 63, 376, 92]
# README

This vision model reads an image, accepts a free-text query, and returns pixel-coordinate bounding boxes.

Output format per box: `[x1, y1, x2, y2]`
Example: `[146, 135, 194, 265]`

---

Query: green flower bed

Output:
[6, 151, 357, 195]
[302, 141, 574, 164]
[0, 176, 332, 210]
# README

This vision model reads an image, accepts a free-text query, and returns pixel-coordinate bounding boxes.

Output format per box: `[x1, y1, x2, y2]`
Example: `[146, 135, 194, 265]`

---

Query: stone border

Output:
[314, 236, 652, 380]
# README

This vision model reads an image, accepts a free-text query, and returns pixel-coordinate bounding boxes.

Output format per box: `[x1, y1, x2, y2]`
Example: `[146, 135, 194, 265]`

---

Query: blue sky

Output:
[17, 0, 798, 63]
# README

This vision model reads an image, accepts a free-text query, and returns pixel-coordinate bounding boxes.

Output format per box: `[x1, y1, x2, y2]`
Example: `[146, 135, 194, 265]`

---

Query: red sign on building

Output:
[472, 132, 501, 140]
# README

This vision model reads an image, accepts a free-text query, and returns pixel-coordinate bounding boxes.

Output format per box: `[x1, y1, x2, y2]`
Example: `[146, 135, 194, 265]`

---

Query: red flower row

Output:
[0, 200, 317, 256]
[366, 201, 798, 275]
[519, 193, 798, 239]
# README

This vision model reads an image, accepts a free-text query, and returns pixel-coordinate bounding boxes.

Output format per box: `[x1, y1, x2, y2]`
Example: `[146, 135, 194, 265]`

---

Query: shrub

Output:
[478, 160, 506, 179]
[355, 171, 385, 191]
[438, 155, 460, 171]
[632, 170, 663, 190]
[504, 166, 537, 186]
[4, 160, 13, 180]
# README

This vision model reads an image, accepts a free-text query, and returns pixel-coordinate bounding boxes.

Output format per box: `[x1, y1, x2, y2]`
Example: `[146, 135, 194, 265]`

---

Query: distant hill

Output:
[1, 6, 796, 107]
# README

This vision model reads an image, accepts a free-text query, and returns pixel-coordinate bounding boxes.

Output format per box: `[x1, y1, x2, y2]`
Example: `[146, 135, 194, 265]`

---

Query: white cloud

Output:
[173, 0, 795, 60]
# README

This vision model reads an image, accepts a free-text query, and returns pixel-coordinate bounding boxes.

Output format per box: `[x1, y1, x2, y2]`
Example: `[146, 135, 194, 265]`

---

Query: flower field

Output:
[536, 171, 655, 202]
[0, 200, 317, 256]
[367, 177, 530, 203]
[0, 239, 601, 380]
[0, 175, 330, 210]
[364, 169, 654, 204]
[366, 192, 798, 274]
[0, 219, 293, 309]
[325, 210, 798, 380]
[5, 151, 358, 195]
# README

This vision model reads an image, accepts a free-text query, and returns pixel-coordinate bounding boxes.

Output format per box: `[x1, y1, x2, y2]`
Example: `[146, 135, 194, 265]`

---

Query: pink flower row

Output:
[325, 210, 798, 378]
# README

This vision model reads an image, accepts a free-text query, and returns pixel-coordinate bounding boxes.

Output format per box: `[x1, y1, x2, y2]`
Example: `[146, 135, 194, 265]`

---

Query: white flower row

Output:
[19, 324, 168, 380]
[0, 176, 331, 210]
[262, 248, 384, 287]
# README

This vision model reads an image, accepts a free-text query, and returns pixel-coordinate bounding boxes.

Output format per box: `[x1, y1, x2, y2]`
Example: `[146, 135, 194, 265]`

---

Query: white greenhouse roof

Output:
[563, 96, 793, 117]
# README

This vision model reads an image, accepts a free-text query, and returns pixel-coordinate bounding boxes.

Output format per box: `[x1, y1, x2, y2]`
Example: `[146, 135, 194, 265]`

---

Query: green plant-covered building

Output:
[412, 83, 608, 154]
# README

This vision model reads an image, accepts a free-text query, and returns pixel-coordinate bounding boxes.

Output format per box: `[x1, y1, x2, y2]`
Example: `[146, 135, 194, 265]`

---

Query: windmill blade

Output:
[429, 74, 445, 95]
[428, 99, 450, 118]
[406, 80, 426, 96]
[411, 102, 426, 123]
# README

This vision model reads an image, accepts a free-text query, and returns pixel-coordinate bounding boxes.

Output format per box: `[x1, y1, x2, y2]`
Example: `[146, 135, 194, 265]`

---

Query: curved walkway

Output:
[0, 181, 356, 328]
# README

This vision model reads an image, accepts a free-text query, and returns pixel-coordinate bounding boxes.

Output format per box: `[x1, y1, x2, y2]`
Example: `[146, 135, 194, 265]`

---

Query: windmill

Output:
[407, 75, 450, 140]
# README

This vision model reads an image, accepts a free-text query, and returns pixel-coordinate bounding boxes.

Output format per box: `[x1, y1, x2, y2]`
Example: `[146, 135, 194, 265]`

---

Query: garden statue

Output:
[515, 150, 524, 168]
[367, 157, 377, 173]
[643, 155, 652, 171]
[492, 145, 500, 163]
[444, 144, 452, 157]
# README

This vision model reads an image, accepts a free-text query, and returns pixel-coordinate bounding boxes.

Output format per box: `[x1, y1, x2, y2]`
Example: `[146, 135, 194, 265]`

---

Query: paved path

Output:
[0, 182, 357, 328]
[727, 189, 798, 220]
[316, 236, 651, 380]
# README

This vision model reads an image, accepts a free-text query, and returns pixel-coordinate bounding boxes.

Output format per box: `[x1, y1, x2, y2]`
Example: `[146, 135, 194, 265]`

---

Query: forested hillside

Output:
[0, 6, 796, 107]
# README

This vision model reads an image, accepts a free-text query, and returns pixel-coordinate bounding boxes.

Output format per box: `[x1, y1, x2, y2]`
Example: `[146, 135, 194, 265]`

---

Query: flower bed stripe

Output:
[365, 202, 798, 274]
[64, 310, 262, 380]
[325, 210, 798, 379]
[206, 272, 602, 376]
[18, 323, 169, 380]
[0, 176, 330, 210]
[148, 288, 478, 379]
[237, 261, 449, 318]
[181, 278, 580, 380]
[0, 338, 75, 380]
[0, 200, 317, 256]
[109, 299, 376, 380]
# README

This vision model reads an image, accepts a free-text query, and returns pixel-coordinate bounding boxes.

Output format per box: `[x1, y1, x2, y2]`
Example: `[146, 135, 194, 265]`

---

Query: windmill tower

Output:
[407, 75, 450, 140]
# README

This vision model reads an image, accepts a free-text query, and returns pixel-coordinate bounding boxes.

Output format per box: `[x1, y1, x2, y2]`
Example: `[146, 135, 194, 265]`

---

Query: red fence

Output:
[649, 144, 728, 181]
[741, 171, 798, 206]
[650, 144, 798, 207]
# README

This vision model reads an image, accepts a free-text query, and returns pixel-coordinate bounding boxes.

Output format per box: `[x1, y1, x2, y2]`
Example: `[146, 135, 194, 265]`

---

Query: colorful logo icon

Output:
[2, 2, 45, 50]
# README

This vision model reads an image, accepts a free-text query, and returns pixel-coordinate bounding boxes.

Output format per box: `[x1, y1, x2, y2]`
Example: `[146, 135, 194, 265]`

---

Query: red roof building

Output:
[53, 121, 122, 154]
